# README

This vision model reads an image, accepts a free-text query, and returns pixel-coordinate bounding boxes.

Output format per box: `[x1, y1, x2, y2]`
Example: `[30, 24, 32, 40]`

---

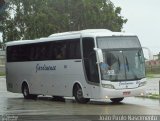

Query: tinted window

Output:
[67, 39, 81, 59]
[7, 38, 81, 62]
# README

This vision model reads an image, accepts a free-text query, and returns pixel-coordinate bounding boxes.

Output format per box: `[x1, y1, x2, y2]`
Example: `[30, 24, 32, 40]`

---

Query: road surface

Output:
[0, 77, 160, 121]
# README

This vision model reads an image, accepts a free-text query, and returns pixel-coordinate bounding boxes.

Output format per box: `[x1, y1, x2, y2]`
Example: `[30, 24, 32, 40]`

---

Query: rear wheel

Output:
[110, 98, 124, 103]
[22, 83, 37, 99]
[74, 84, 90, 103]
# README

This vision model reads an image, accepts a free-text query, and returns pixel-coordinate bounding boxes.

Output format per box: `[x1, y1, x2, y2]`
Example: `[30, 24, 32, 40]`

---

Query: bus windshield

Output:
[100, 49, 145, 81]
[97, 36, 145, 81]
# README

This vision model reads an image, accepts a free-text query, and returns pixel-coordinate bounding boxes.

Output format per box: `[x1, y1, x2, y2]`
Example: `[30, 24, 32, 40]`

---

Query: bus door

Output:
[82, 37, 100, 98]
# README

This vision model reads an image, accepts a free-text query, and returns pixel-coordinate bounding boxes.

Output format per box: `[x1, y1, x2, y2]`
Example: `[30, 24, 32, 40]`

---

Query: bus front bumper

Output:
[99, 86, 146, 99]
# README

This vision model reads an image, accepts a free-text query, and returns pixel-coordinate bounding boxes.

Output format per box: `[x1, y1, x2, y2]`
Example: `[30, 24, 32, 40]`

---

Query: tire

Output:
[22, 83, 37, 99]
[110, 97, 124, 103]
[74, 84, 90, 103]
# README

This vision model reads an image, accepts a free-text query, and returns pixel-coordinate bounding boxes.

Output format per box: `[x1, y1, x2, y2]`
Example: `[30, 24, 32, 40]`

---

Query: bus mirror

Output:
[94, 48, 104, 63]
[142, 47, 153, 60]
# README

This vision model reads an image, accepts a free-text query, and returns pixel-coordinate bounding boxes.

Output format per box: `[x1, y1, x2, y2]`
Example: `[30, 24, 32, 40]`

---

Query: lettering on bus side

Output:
[36, 64, 56, 72]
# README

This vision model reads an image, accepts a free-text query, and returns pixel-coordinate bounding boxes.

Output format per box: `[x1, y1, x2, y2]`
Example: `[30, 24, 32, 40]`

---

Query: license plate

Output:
[123, 91, 131, 95]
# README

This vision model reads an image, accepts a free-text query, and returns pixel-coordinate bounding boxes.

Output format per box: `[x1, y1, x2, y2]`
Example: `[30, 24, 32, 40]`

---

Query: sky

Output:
[111, 0, 160, 56]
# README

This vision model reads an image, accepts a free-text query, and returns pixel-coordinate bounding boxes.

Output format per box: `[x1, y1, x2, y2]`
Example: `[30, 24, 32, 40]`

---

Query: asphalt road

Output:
[0, 77, 160, 121]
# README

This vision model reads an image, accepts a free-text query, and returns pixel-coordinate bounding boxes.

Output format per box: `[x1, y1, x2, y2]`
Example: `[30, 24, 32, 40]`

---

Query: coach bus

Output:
[5, 29, 146, 103]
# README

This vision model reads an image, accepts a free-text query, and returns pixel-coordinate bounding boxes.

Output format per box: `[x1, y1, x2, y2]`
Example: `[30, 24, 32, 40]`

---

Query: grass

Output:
[146, 94, 160, 99]
[146, 74, 158, 78]
[146, 71, 160, 78]
[0, 72, 5, 76]
[146, 74, 155, 78]
[138, 94, 160, 99]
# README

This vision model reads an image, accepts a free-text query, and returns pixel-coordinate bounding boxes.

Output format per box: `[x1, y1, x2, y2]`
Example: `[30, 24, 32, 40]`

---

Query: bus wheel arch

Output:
[21, 81, 37, 99]
[21, 81, 30, 99]
[73, 83, 90, 103]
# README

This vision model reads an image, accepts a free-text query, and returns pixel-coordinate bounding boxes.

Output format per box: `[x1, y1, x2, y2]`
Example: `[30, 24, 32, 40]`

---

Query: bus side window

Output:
[40, 45, 46, 60]
[47, 42, 53, 60]
[7, 46, 14, 62]
[54, 41, 67, 60]
[30, 45, 35, 61]
[67, 39, 81, 59]
[12, 46, 18, 62]
[82, 37, 99, 83]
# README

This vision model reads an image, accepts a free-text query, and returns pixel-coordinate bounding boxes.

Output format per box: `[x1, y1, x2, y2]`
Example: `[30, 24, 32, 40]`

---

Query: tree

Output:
[0, 0, 9, 44]
[2, 0, 127, 42]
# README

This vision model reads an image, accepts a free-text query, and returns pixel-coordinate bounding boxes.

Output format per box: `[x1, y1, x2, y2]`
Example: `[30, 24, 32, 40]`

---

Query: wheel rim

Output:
[76, 88, 83, 99]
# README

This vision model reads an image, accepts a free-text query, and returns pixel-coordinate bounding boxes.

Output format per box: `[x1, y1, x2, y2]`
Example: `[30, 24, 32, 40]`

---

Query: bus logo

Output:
[36, 64, 56, 72]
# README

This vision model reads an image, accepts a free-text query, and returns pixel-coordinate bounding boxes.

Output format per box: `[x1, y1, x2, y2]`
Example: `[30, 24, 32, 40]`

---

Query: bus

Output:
[5, 29, 146, 103]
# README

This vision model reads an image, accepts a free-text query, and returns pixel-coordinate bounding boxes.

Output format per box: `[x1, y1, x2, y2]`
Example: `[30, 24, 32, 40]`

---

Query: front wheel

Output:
[74, 85, 90, 103]
[110, 97, 124, 103]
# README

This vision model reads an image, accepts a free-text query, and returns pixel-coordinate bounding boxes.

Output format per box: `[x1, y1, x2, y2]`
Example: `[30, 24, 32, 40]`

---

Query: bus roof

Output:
[6, 29, 136, 46]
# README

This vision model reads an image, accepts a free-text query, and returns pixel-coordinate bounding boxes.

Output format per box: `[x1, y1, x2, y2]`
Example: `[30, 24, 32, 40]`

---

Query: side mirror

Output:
[94, 48, 104, 63]
[142, 47, 153, 60]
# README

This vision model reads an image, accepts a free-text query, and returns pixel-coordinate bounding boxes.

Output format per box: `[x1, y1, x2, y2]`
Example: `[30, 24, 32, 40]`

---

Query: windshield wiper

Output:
[125, 57, 129, 71]
[118, 57, 120, 70]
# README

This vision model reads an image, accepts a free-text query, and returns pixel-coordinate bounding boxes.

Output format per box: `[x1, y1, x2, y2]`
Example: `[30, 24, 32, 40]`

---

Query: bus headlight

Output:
[102, 84, 115, 89]
[138, 81, 147, 87]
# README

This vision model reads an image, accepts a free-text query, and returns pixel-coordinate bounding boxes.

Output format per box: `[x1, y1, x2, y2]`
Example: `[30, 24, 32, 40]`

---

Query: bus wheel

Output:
[110, 98, 124, 103]
[74, 84, 90, 103]
[22, 83, 30, 99]
[22, 83, 37, 99]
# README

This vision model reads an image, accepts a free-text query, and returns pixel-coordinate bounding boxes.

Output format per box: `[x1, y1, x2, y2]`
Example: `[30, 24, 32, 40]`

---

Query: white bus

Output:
[5, 29, 146, 103]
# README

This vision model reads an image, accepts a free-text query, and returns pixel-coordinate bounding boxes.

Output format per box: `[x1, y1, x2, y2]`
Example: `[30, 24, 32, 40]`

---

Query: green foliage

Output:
[0, 0, 9, 41]
[0, 71, 5, 76]
[2, 0, 127, 42]
[138, 94, 160, 99]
